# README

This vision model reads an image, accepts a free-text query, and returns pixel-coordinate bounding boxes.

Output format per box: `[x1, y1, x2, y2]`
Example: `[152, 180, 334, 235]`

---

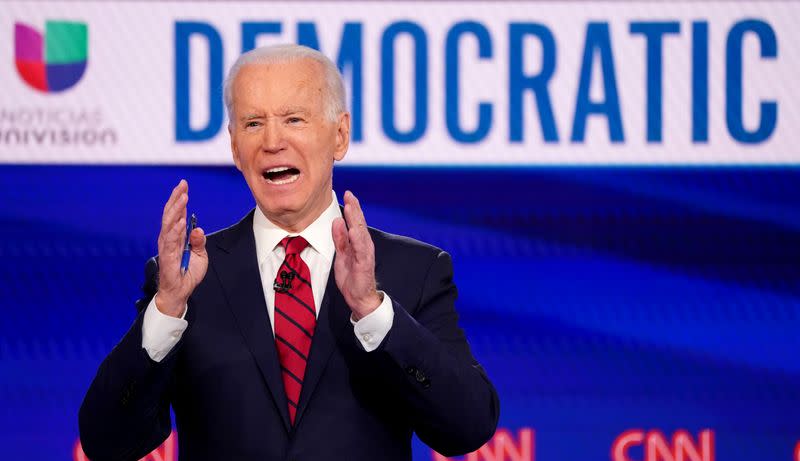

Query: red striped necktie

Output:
[273, 236, 316, 425]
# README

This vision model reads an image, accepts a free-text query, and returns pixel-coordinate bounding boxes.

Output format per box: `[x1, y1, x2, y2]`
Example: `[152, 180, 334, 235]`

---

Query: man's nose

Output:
[260, 120, 287, 154]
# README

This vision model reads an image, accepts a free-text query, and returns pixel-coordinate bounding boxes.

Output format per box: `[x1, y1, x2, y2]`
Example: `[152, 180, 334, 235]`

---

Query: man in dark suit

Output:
[79, 44, 499, 461]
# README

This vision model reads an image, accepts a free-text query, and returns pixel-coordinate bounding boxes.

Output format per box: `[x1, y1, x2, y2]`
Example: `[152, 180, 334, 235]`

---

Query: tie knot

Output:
[280, 236, 309, 256]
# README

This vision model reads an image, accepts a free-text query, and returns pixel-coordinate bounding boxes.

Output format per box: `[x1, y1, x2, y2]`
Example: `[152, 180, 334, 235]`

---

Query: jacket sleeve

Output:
[370, 250, 500, 456]
[78, 257, 179, 461]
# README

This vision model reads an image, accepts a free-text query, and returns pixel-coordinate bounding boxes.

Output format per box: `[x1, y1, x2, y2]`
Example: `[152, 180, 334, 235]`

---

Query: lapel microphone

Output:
[273, 270, 295, 293]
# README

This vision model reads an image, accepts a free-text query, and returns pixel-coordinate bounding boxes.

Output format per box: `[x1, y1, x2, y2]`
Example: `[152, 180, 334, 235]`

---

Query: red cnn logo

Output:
[73, 430, 177, 461]
[433, 428, 534, 461]
[794, 440, 799, 461]
[611, 429, 714, 461]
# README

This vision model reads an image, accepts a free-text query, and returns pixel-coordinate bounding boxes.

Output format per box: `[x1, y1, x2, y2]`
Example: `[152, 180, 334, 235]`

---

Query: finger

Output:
[348, 224, 373, 264]
[187, 227, 208, 285]
[162, 215, 186, 248]
[162, 180, 186, 213]
[341, 192, 352, 228]
[344, 192, 373, 258]
[351, 193, 369, 229]
[175, 215, 188, 250]
[162, 192, 188, 233]
[343, 190, 367, 230]
[332, 217, 351, 255]
[162, 180, 188, 224]
[161, 197, 187, 249]
[161, 216, 187, 259]
[162, 219, 186, 259]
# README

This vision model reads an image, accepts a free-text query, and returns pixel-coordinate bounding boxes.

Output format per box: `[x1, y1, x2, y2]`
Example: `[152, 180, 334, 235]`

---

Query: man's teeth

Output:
[267, 175, 299, 185]
[264, 168, 300, 185]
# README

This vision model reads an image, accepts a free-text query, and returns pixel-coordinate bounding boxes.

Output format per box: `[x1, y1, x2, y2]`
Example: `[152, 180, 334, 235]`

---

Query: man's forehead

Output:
[234, 61, 324, 100]
[229, 58, 329, 119]
[236, 59, 323, 85]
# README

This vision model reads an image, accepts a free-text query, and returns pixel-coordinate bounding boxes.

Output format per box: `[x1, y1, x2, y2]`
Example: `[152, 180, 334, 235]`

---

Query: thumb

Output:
[332, 218, 350, 254]
[190, 227, 207, 255]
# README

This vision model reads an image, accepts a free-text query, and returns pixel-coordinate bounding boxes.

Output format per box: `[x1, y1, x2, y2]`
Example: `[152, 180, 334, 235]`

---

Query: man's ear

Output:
[229, 123, 242, 171]
[333, 112, 351, 162]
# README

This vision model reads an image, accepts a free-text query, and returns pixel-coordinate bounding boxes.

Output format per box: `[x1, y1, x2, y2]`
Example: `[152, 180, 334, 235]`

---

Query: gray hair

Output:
[223, 44, 346, 124]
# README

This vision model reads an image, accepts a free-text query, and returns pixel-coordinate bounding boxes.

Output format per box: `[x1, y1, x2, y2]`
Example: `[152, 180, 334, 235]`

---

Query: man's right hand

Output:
[155, 180, 208, 318]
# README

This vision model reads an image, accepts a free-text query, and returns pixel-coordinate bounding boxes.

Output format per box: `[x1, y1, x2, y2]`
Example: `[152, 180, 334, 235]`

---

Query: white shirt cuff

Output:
[351, 291, 394, 352]
[142, 294, 188, 362]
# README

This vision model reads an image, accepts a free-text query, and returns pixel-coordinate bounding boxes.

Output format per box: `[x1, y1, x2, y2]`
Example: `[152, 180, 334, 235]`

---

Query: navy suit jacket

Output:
[79, 210, 499, 461]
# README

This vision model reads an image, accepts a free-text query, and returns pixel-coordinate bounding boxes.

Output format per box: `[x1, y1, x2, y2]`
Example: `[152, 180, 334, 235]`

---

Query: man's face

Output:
[229, 59, 350, 231]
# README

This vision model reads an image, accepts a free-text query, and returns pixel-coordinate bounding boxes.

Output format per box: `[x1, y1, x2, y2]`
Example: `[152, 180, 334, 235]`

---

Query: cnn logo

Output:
[74, 430, 177, 461]
[433, 428, 534, 461]
[612, 429, 714, 461]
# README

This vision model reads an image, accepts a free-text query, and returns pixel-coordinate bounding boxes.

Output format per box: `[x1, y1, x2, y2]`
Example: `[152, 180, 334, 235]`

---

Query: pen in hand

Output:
[181, 213, 197, 274]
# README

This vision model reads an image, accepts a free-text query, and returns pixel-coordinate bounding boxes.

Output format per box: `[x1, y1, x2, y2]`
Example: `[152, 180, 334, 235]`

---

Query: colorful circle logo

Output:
[14, 20, 88, 93]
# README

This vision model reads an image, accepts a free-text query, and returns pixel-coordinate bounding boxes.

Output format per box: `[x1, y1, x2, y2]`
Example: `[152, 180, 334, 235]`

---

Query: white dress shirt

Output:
[142, 191, 394, 362]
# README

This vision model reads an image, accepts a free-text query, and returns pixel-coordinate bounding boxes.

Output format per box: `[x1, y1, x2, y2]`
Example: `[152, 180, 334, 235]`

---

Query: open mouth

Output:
[262, 166, 300, 185]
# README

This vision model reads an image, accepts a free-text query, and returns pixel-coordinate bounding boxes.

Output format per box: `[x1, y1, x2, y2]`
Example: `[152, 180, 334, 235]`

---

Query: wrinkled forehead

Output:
[232, 59, 326, 107]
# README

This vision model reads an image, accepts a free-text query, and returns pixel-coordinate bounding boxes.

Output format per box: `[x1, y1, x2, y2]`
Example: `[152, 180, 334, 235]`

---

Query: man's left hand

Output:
[332, 190, 383, 320]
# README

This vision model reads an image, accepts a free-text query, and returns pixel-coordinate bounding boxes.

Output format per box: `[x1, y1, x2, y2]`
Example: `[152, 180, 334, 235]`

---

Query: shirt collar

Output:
[253, 190, 341, 265]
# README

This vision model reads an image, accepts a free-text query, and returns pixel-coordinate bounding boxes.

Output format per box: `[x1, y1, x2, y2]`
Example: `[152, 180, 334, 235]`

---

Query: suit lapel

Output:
[212, 211, 292, 432]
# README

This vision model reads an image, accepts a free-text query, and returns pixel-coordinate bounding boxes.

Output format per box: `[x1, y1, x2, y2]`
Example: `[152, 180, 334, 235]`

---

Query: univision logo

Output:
[14, 20, 88, 93]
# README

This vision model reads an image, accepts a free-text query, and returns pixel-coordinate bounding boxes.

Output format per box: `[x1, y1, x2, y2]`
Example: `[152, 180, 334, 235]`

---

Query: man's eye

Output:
[245, 121, 260, 128]
[287, 117, 304, 124]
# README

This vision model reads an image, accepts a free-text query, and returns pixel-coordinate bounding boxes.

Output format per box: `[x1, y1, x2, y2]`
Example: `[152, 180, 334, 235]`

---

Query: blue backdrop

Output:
[0, 165, 798, 460]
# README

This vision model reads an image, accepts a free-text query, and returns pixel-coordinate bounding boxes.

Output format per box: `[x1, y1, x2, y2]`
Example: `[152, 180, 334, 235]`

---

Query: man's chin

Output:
[254, 189, 331, 231]
[260, 203, 300, 219]
[257, 199, 308, 225]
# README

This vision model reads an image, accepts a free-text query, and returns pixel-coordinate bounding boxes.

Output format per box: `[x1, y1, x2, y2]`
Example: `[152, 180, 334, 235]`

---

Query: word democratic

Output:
[175, 19, 777, 145]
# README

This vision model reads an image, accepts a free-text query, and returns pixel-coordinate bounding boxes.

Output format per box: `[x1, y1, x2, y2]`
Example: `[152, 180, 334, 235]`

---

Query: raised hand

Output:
[332, 190, 383, 320]
[154, 180, 208, 318]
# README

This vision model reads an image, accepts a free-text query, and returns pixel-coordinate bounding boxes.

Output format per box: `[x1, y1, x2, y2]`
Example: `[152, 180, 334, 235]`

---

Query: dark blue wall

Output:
[1, 165, 798, 460]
